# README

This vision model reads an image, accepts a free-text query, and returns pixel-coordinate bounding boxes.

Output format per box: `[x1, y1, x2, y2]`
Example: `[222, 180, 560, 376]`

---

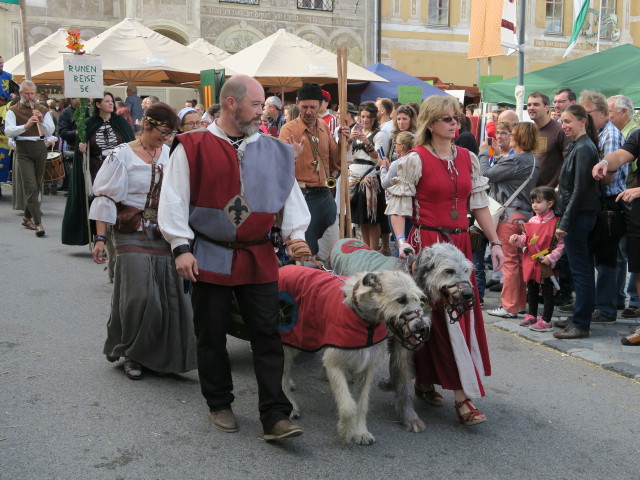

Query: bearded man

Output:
[159, 75, 312, 441]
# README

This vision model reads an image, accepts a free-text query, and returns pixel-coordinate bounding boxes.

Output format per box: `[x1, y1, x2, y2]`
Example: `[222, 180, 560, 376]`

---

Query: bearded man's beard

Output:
[234, 116, 260, 136]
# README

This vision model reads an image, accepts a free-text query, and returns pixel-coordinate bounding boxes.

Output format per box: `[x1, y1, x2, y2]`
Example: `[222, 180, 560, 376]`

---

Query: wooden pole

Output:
[337, 45, 351, 238]
[20, 0, 32, 80]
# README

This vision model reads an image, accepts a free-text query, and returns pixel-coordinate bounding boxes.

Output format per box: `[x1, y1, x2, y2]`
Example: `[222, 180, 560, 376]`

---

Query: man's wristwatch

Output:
[490, 241, 503, 248]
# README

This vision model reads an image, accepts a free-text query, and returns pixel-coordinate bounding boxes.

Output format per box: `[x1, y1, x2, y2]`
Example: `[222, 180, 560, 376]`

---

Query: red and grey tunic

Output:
[278, 265, 388, 352]
[175, 131, 294, 286]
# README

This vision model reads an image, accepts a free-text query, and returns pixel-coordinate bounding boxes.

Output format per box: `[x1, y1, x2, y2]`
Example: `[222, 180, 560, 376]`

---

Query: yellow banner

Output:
[468, 0, 504, 59]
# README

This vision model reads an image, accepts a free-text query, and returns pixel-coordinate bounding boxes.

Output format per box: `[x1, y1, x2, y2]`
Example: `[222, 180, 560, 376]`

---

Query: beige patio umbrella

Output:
[221, 29, 387, 91]
[31, 18, 235, 87]
[187, 38, 231, 62]
[4, 27, 83, 82]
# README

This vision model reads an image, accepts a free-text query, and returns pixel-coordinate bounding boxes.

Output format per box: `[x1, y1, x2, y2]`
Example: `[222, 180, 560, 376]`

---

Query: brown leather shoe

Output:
[264, 419, 303, 441]
[22, 217, 36, 230]
[35, 224, 45, 237]
[123, 359, 143, 380]
[553, 325, 589, 339]
[209, 409, 238, 433]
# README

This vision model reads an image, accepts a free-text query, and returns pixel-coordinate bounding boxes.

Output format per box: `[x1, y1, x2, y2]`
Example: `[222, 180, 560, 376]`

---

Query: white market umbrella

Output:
[31, 18, 235, 87]
[187, 38, 231, 62]
[221, 29, 387, 90]
[4, 28, 83, 81]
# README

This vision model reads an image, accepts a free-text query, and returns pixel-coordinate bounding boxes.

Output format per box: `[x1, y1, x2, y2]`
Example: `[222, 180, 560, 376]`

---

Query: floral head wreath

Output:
[144, 115, 170, 128]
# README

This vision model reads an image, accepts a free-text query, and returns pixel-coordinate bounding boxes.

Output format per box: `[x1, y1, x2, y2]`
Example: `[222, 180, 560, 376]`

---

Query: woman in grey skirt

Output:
[89, 103, 197, 380]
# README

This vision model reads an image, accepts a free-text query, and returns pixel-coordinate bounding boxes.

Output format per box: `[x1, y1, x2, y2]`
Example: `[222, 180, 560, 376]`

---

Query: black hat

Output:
[297, 82, 323, 102]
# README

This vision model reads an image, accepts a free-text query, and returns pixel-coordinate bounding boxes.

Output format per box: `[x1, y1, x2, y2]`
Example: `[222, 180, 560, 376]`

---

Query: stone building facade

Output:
[0, 0, 375, 67]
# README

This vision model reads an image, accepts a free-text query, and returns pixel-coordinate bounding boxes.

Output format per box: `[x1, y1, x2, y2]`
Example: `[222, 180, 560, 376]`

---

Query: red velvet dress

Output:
[409, 146, 491, 396]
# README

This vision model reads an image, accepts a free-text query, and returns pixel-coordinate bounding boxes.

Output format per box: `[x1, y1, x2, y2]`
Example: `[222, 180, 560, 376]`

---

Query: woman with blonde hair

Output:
[284, 104, 300, 123]
[386, 95, 504, 425]
[480, 122, 540, 320]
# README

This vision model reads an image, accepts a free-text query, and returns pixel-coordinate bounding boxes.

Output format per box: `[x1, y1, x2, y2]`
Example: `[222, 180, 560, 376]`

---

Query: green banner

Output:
[398, 86, 423, 104]
[0, 0, 21, 4]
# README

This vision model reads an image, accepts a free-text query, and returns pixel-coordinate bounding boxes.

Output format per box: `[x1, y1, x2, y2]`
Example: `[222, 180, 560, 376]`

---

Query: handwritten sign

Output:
[63, 55, 103, 98]
[398, 86, 423, 104]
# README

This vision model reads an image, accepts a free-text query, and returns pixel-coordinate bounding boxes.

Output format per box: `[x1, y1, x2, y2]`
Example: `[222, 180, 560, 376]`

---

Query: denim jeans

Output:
[595, 239, 628, 316]
[564, 211, 597, 331]
[472, 239, 488, 301]
[628, 273, 640, 308]
[619, 235, 639, 308]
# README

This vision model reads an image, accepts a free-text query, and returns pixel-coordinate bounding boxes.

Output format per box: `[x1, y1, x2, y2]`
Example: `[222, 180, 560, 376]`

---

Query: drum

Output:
[43, 151, 65, 182]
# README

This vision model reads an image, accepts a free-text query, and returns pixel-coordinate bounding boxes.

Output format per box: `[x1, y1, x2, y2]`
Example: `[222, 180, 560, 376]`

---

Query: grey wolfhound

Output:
[277, 264, 429, 445]
[329, 239, 475, 432]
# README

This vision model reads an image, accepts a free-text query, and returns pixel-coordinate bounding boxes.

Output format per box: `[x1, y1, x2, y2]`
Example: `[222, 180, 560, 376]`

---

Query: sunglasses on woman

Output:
[435, 115, 460, 124]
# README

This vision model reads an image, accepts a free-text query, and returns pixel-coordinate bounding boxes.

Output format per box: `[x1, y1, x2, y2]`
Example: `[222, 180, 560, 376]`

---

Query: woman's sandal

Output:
[454, 398, 487, 426]
[22, 217, 36, 230]
[415, 384, 444, 406]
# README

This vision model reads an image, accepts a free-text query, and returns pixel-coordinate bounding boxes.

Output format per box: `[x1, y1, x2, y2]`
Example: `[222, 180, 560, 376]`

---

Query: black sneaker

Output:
[553, 316, 572, 329]
[591, 309, 616, 324]
[622, 306, 640, 318]
[556, 302, 574, 314]
[554, 293, 573, 307]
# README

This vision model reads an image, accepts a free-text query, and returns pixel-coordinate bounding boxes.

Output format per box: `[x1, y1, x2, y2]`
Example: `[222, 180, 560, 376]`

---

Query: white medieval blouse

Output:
[89, 143, 169, 226]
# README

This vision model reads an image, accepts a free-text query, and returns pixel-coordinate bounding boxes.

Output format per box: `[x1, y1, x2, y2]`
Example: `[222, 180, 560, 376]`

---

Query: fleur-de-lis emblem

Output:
[224, 194, 251, 229]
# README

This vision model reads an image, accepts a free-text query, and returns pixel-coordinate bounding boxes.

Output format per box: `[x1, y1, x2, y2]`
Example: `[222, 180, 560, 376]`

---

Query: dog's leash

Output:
[309, 258, 346, 284]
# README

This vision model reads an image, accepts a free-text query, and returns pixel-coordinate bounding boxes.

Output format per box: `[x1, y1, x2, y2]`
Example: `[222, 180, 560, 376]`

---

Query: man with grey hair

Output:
[159, 74, 311, 441]
[608, 94, 640, 319]
[579, 90, 626, 324]
[264, 95, 285, 136]
[5, 80, 55, 236]
[125, 84, 143, 131]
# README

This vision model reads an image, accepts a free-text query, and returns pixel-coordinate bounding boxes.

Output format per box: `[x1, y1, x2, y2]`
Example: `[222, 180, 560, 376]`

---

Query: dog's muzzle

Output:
[389, 309, 430, 351]
[441, 281, 475, 323]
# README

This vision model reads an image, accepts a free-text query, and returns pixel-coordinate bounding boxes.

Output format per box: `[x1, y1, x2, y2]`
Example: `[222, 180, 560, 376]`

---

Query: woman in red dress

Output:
[386, 96, 504, 425]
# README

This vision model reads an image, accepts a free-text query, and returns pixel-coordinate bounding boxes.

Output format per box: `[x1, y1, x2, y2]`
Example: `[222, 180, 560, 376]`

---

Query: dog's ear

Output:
[362, 272, 383, 292]
[413, 247, 436, 291]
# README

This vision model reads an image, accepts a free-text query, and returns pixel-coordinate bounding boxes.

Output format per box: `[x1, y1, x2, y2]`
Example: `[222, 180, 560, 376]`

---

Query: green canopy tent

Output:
[483, 44, 640, 106]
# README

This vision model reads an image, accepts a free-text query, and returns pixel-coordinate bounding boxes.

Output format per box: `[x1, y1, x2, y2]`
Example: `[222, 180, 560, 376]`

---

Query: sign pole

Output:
[337, 45, 351, 238]
[19, 0, 32, 79]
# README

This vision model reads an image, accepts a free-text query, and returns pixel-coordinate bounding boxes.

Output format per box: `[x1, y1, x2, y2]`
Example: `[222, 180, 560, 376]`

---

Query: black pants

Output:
[527, 278, 555, 322]
[304, 188, 337, 255]
[556, 252, 573, 297]
[191, 281, 292, 432]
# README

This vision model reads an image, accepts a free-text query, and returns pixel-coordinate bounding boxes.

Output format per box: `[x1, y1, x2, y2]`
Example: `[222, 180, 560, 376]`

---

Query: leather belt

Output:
[300, 186, 328, 195]
[417, 225, 468, 243]
[196, 231, 270, 250]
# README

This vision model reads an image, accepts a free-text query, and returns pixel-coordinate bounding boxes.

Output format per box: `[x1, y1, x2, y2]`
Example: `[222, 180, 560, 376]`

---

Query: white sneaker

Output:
[486, 307, 518, 318]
